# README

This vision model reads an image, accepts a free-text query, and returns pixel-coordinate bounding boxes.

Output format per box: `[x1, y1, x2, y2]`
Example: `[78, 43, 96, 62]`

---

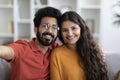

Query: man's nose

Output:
[46, 26, 52, 32]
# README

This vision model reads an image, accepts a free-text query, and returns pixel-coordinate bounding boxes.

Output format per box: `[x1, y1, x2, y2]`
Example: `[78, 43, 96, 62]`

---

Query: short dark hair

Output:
[33, 7, 62, 28]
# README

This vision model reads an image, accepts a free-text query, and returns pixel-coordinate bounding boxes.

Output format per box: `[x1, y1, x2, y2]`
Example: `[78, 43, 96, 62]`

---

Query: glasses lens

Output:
[41, 23, 59, 31]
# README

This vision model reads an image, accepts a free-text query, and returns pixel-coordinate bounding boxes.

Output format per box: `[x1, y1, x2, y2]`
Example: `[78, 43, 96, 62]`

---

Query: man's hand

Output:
[0, 46, 14, 60]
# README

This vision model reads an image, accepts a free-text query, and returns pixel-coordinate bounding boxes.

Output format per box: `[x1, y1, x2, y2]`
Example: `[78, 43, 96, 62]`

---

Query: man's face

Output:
[35, 17, 58, 46]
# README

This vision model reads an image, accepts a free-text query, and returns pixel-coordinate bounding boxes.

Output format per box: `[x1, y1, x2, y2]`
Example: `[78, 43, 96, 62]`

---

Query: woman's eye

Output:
[72, 27, 77, 30]
[62, 29, 68, 32]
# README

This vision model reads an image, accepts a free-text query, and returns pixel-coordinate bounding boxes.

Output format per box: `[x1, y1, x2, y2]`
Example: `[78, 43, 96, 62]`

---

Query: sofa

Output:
[0, 53, 120, 80]
[105, 53, 120, 80]
[0, 58, 10, 80]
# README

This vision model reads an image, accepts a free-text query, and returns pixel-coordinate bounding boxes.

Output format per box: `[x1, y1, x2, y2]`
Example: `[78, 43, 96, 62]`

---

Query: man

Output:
[0, 7, 61, 80]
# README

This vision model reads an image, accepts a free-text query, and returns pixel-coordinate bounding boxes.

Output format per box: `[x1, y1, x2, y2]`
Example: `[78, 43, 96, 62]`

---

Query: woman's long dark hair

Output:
[59, 11, 109, 80]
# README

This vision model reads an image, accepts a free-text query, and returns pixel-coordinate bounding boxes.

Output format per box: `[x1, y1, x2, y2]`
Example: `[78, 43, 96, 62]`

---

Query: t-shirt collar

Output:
[29, 38, 53, 53]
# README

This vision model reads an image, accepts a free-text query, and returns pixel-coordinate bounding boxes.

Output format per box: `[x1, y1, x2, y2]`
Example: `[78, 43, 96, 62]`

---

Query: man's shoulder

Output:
[9, 39, 30, 47]
[50, 42, 59, 49]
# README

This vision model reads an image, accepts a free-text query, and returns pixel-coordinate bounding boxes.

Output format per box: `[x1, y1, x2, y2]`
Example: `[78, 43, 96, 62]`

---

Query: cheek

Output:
[38, 29, 42, 35]
[61, 33, 66, 40]
[54, 32, 58, 38]
[77, 30, 81, 38]
[39, 28, 44, 33]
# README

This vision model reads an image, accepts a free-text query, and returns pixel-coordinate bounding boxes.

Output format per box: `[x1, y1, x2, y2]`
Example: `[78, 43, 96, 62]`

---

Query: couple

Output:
[0, 7, 108, 80]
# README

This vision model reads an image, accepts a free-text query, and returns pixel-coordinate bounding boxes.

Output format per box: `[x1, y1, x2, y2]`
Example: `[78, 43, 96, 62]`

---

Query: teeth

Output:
[44, 35, 52, 39]
[67, 36, 74, 40]
[45, 35, 51, 37]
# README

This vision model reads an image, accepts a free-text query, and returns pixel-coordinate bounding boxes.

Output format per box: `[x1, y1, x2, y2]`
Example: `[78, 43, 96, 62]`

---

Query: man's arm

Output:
[0, 46, 14, 60]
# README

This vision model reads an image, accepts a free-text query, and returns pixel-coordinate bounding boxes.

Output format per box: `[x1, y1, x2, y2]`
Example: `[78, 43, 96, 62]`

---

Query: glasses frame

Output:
[40, 23, 59, 31]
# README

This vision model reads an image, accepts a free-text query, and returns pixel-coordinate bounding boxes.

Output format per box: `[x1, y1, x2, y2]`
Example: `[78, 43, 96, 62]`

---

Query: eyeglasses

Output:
[40, 23, 59, 31]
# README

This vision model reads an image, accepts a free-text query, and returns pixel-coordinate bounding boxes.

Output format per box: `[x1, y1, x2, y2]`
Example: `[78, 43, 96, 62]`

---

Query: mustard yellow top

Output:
[50, 45, 86, 80]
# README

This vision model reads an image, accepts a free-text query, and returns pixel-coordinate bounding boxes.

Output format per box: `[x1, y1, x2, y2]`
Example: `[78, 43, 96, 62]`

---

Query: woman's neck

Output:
[65, 44, 77, 50]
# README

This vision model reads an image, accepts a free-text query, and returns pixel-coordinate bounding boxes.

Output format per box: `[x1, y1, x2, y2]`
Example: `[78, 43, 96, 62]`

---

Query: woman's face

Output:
[61, 20, 81, 46]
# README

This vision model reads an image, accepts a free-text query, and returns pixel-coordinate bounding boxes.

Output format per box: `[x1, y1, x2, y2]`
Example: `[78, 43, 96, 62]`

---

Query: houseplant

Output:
[113, 1, 120, 26]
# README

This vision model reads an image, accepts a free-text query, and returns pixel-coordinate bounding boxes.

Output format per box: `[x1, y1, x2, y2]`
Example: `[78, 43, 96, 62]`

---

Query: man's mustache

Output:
[42, 32, 54, 38]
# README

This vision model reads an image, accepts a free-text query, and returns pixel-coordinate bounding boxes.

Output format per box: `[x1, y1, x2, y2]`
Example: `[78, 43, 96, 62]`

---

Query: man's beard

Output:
[36, 31, 57, 46]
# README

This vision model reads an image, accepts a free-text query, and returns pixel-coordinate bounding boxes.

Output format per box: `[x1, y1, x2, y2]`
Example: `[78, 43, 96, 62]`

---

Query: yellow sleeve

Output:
[50, 49, 61, 80]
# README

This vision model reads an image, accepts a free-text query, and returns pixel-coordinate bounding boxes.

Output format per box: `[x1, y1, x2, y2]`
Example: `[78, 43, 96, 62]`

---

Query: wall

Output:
[100, 0, 120, 54]
[100, 0, 120, 79]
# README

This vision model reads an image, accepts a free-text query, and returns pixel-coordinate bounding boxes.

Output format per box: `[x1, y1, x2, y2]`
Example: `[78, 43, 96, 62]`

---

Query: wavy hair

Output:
[59, 11, 109, 80]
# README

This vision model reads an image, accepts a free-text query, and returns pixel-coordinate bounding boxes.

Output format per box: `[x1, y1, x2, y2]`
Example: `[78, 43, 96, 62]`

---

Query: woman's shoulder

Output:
[51, 45, 66, 56]
[53, 45, 66, 51]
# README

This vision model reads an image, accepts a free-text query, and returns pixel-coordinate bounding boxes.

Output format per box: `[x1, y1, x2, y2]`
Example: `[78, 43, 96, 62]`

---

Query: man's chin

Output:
[44, 39, 52, 42]
[42, 42, 52, 46]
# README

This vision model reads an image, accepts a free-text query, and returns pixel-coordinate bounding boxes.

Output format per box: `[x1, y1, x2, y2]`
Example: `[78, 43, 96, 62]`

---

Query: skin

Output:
[0, 17, 58, 59]
[34, 17, 58, 54]
[61, 20, 81, 50]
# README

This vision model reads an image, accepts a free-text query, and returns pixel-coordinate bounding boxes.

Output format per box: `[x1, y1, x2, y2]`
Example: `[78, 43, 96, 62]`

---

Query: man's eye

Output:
[52, 25, 58, 30]
[42, 24, 48, 28]
[52, 26, 56, 29]
[52, 27, 57, 30]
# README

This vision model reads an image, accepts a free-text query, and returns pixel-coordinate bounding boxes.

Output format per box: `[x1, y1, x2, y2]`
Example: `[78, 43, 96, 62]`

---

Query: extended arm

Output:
[0, 46, 14, 60]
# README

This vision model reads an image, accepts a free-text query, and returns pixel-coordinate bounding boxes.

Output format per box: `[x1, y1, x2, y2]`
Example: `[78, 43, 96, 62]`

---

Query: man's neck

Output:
[35, 39, 49, 54]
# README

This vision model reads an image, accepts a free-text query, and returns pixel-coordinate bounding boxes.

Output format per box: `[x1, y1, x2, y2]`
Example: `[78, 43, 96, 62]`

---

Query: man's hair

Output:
[33, 7, 61, 28]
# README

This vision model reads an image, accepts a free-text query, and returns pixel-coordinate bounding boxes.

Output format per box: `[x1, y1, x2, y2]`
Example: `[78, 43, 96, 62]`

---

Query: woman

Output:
[50, 11, 108, 80]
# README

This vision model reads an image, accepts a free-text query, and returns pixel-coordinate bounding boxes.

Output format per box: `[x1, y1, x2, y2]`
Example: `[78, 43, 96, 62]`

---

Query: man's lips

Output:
[43, 34, 52, 40]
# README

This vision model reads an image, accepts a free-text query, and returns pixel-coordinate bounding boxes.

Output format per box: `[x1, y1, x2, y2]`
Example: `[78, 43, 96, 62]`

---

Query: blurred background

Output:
[0, 0, 120, 79]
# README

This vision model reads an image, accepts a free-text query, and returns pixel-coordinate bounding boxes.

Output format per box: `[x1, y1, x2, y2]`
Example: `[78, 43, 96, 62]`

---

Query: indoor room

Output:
[0, 0, 120, 80]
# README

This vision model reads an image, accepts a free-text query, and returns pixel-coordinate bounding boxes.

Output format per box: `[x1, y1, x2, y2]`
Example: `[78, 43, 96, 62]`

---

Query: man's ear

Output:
[34, 27, 37, 34]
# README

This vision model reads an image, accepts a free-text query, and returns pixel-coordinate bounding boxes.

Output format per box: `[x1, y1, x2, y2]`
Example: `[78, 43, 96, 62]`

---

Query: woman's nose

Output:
[68, 30, 73, 36]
